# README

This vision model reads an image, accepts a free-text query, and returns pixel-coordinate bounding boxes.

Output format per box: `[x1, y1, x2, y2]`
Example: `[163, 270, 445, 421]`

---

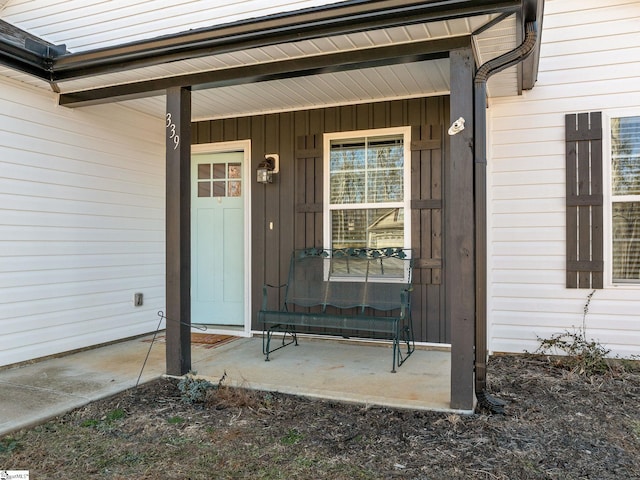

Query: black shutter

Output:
[410, 124, 446, 343]
[410, 124, 443, 285]
[565, 112, 604, 289]
[294, 134, 323, 249]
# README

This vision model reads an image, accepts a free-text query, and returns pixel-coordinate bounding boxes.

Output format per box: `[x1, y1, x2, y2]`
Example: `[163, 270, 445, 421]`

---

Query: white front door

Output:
[191, 147, 247, 328]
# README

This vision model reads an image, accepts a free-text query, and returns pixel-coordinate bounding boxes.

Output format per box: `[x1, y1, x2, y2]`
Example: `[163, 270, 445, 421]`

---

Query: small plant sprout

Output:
[281, 429, 303, 445]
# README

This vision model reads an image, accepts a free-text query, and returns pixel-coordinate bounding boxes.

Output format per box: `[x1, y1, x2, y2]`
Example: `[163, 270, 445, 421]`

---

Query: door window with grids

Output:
[611, 115, 640, 283]
[197, 162, 242, 198]
[324, 128, 411, 250]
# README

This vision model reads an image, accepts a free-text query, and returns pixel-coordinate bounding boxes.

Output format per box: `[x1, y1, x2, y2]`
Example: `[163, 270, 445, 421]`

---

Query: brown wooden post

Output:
[165, 86, 192, 376]
[447, 47, 475, 410]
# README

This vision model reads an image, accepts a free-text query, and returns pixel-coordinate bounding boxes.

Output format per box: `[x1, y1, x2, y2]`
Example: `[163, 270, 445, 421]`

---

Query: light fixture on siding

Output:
[257, 154, 279, 184]
[448, 117, 465, 135]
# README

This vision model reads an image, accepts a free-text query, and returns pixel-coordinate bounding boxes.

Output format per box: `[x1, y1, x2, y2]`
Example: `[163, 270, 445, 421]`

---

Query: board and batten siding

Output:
[193, 97, 449, 344]
[0, 75, 166, 367]
[487, 0, 640, 357]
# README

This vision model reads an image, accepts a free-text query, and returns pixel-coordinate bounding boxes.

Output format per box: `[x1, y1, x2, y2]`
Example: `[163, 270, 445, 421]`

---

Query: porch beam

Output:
[59, 36, 468, 108]
[165, 86, 192, 376]
[51, 0, 521, 80]
[446, 46, 475, 411]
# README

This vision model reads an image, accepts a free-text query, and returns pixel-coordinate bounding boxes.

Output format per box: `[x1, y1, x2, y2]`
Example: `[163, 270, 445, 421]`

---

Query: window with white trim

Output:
[610, 115, 640, 283]
[324, 128, 411, 250]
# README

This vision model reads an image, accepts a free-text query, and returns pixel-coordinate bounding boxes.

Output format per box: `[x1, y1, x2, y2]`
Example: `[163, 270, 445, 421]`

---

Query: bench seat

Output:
[259, 247, 415, 372]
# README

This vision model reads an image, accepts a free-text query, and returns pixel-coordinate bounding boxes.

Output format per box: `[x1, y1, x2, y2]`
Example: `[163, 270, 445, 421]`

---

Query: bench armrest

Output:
[400, 287, 413, 319]
[262, 283, 287, 311]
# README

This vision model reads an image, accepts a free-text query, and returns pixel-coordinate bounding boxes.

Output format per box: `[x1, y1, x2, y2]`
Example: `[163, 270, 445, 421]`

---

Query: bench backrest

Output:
[284, 248, 412, 312]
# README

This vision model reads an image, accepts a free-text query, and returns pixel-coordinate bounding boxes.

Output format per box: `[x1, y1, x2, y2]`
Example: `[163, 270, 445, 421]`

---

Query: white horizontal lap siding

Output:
[487, 0, 640, 358]
[0, 75, 165, 367]
[1, 0, 347, 52]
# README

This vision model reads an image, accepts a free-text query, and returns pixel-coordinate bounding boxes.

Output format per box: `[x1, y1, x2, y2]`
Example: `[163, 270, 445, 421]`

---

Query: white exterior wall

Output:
[487, 0, 640, 358]
[0, 75, 165, 367]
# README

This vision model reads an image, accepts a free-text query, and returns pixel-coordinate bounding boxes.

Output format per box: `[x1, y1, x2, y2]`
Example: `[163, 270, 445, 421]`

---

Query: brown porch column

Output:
[165, 86, 192, 376]
[447, 47, 475, 410]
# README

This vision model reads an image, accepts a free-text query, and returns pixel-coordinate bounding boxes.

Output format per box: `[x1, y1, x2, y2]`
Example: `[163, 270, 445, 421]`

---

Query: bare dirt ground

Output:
[1, 354, 639, 479]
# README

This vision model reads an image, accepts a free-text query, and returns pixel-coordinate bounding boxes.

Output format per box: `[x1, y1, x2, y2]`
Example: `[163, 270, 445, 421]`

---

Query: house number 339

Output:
[166, 113, 180, 150]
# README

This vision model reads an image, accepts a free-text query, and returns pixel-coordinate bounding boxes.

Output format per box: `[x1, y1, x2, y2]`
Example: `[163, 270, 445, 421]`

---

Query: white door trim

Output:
[191, 140, 252, 337]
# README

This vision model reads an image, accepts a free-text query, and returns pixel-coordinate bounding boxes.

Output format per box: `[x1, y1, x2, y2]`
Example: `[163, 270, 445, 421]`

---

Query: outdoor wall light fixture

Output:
[448, 117, 465, 135]
[257, 154, 279, 183]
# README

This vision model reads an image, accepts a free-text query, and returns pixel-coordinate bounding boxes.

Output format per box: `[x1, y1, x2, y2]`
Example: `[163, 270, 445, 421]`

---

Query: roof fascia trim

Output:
[0, 37, 49, 79]
[51, 0, 521, 81]
[0, 19, 68, 80]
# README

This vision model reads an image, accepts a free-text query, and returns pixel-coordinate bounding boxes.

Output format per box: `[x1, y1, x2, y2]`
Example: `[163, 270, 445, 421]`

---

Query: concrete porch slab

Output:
[191, 336, 458, 413]
[0, 333, 459, 437]
[0, 336, 166, 436]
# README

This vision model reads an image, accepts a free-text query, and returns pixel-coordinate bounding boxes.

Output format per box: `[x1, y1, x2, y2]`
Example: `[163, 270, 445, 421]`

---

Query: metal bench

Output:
[259, 247, 415, 372]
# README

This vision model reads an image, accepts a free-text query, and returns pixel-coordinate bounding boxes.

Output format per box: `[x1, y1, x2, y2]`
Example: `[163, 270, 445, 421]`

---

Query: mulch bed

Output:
[1, 354, 639, 479]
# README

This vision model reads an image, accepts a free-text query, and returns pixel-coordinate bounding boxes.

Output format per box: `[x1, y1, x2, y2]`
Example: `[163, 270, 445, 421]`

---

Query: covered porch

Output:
[0, 0, 544, 412]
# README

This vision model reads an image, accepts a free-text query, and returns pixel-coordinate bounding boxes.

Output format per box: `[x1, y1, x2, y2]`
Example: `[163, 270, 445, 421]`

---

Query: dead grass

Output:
[1, 354, 639, 479]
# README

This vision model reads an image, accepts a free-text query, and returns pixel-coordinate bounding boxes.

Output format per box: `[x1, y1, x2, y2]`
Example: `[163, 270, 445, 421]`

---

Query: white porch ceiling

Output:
[121, 58, 451, 121]
[0, 1, 521, 121]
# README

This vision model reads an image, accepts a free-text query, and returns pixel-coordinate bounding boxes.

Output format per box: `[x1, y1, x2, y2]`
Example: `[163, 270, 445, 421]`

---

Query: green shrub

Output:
[177, 373, 216, 404]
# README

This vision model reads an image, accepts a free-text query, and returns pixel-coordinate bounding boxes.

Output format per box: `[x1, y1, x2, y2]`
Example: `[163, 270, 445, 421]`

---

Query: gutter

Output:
[0, 20, 66, 80]
[474, 20, 538, 413]
[0, 1, 521, 84]
[50, 0, 522, 81]
[0, 38, 49, 79]
[0, 0, 531, 89]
